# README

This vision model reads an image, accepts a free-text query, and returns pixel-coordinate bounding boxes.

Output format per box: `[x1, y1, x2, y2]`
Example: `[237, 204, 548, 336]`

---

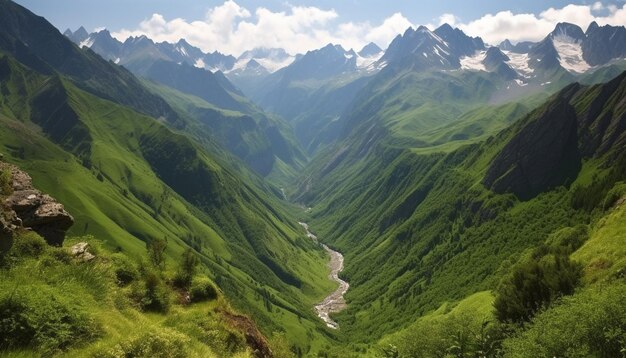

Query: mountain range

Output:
[2, 0, 626, 356]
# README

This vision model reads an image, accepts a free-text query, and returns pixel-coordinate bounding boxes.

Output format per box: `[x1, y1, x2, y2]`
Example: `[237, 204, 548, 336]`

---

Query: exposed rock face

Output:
[483, 84, 582, 200]
[221, 310, 272, 358]
[0, 161, 74, 246]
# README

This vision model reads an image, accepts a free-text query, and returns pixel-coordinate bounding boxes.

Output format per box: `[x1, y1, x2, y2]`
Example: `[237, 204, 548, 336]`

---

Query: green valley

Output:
[4, 0, 626, 357]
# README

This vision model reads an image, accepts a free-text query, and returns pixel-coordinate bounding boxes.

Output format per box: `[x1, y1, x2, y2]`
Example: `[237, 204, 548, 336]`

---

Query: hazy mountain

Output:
[63, 26, 88, 44]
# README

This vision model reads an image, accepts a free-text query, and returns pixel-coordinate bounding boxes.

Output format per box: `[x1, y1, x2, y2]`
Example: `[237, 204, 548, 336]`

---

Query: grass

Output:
[0, 232, 251, 357]
[0, 53, 338, 353]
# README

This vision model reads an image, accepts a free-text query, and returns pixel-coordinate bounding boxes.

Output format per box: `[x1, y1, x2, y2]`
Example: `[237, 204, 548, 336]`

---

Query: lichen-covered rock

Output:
[0, 161, 74, 246]
[69, 242, 95, 262]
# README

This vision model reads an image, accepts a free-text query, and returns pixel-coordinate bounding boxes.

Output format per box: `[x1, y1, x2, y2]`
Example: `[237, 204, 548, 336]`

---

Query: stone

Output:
[0, 161, 74, 246]
[69, 242, 95, 262]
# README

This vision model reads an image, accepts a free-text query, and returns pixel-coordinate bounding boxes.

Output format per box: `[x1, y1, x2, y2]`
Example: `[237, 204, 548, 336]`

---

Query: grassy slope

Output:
[0, 54, 336, 353]
[295, 71, 626, 346]
[141, 79, 308, 186]
[0, 231, 264, 358]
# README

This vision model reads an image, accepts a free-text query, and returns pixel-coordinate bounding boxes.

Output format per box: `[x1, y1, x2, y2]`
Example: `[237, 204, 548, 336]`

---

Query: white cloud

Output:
[458, 2, 626, 45]
[112, 1, 409, 56]
[111, 1, 626, 56]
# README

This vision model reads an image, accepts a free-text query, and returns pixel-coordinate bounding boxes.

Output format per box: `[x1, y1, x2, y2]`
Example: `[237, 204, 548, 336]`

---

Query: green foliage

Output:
[0, 168, 12, 196]
[0, 285, 101, 353]
[174, 248, 198, 288]
[168, 311, 248, 357]
[392, 314, 504, 358]
[571, 154, 626, 212]
[379, 344, 399, 358]
[98, 329, 190, 358]
[494, 252, 582, 323]
[189, 276, 218, 303]
[5, 232, 47, 261]
[146, 237, 167, 271]
[134, 265, 170, 312]
[270, 332, 296, 358]
[111, 253, 139, 286]
[502, 282, 626, 357]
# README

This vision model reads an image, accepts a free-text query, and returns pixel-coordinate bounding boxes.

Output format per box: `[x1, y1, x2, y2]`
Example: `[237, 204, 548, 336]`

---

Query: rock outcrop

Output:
[0, 161, 74, 246]
[483, 84, 582, 200]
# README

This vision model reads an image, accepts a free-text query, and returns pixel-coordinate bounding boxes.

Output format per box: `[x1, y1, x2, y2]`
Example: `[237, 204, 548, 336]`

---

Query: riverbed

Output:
[298, 222, 349, 329]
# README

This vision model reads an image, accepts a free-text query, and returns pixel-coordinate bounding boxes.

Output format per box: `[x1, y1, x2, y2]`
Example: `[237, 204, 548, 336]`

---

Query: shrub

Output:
[111, 253, 139, 286]
[0, 168, 12, 196]
[502, 283, 626, 357]
[98, 329, 190, 358]
[147, 237, 167, 270]
[0, 285, 100, 353]
[134, 267, 170, 312]
[7, 232, 47, 260]
[494, 253, 582, 323]
[173, 248, 198, 288]
[189, 277, 218, 303]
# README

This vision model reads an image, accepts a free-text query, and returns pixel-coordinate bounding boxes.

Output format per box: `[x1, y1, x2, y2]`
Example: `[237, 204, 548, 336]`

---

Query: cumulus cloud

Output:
[111, 1, 626, 56]
[112, 1, 411, 56]
[458, 2, 626, 45]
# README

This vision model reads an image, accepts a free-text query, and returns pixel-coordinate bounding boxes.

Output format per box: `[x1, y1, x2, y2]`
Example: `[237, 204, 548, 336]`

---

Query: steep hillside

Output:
[297, 71, 626, 345]
[0, 162, 277, 357]
[65, 28, 306, 180]
[141, 80, 307, 183]
[0, 0, 179, 123]
[0, 49, 336, 354]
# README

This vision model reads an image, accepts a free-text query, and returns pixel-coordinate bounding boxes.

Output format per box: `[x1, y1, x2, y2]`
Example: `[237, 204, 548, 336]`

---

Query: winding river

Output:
[299, 222, 349, 329]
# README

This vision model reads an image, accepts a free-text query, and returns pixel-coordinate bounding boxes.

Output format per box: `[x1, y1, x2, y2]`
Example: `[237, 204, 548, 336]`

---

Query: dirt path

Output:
[299, 222, 349, 329]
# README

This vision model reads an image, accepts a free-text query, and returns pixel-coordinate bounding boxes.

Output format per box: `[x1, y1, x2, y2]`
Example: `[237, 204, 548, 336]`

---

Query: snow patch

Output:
[356, 51, 383, 70]
[194, 58, 205, 69]
[552, 36, 591, 73]
[176, 46, 188, 57]
[460, 51, 487, 71]
[514, 79, 528, 87]
[79, 37, 94, 48]
[114, 58, 120, 64]
[255, 56, 295, 73]
[504, 51, 534, 78]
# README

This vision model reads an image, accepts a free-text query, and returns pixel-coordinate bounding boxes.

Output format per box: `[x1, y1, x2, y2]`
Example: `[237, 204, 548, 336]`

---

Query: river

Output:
[298, 222, 349, 329]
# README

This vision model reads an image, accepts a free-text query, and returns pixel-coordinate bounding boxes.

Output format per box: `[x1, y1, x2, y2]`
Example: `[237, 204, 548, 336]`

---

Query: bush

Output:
[147, 237, 167, 270]
[502, 283, 626, 357]
[0, 285, 100, 353]
[98, 329, 190, 358]
[111, 253, 139, 286]
[132, 266, 170, 312]
[173, 248, 198, 288]
[494, 252, 582, 323]
[392, 313, 504, 358]
[0, 168, 12, 196]
[7, 232, 47, 260]
[189, 277, 218, 303]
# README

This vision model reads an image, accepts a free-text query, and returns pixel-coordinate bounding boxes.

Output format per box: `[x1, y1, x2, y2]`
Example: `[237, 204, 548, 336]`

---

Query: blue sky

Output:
[15, 0, 598, 32]
[14, 0, 626, 55]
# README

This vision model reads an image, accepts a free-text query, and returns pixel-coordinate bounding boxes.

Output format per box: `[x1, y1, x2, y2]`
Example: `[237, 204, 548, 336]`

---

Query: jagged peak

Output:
[550, 22, 585, 42]
[485, 46, 510, 61]
[435, 23, 454, 33]
[586, 21, 600, 34]
[359, 42, 382, 57]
